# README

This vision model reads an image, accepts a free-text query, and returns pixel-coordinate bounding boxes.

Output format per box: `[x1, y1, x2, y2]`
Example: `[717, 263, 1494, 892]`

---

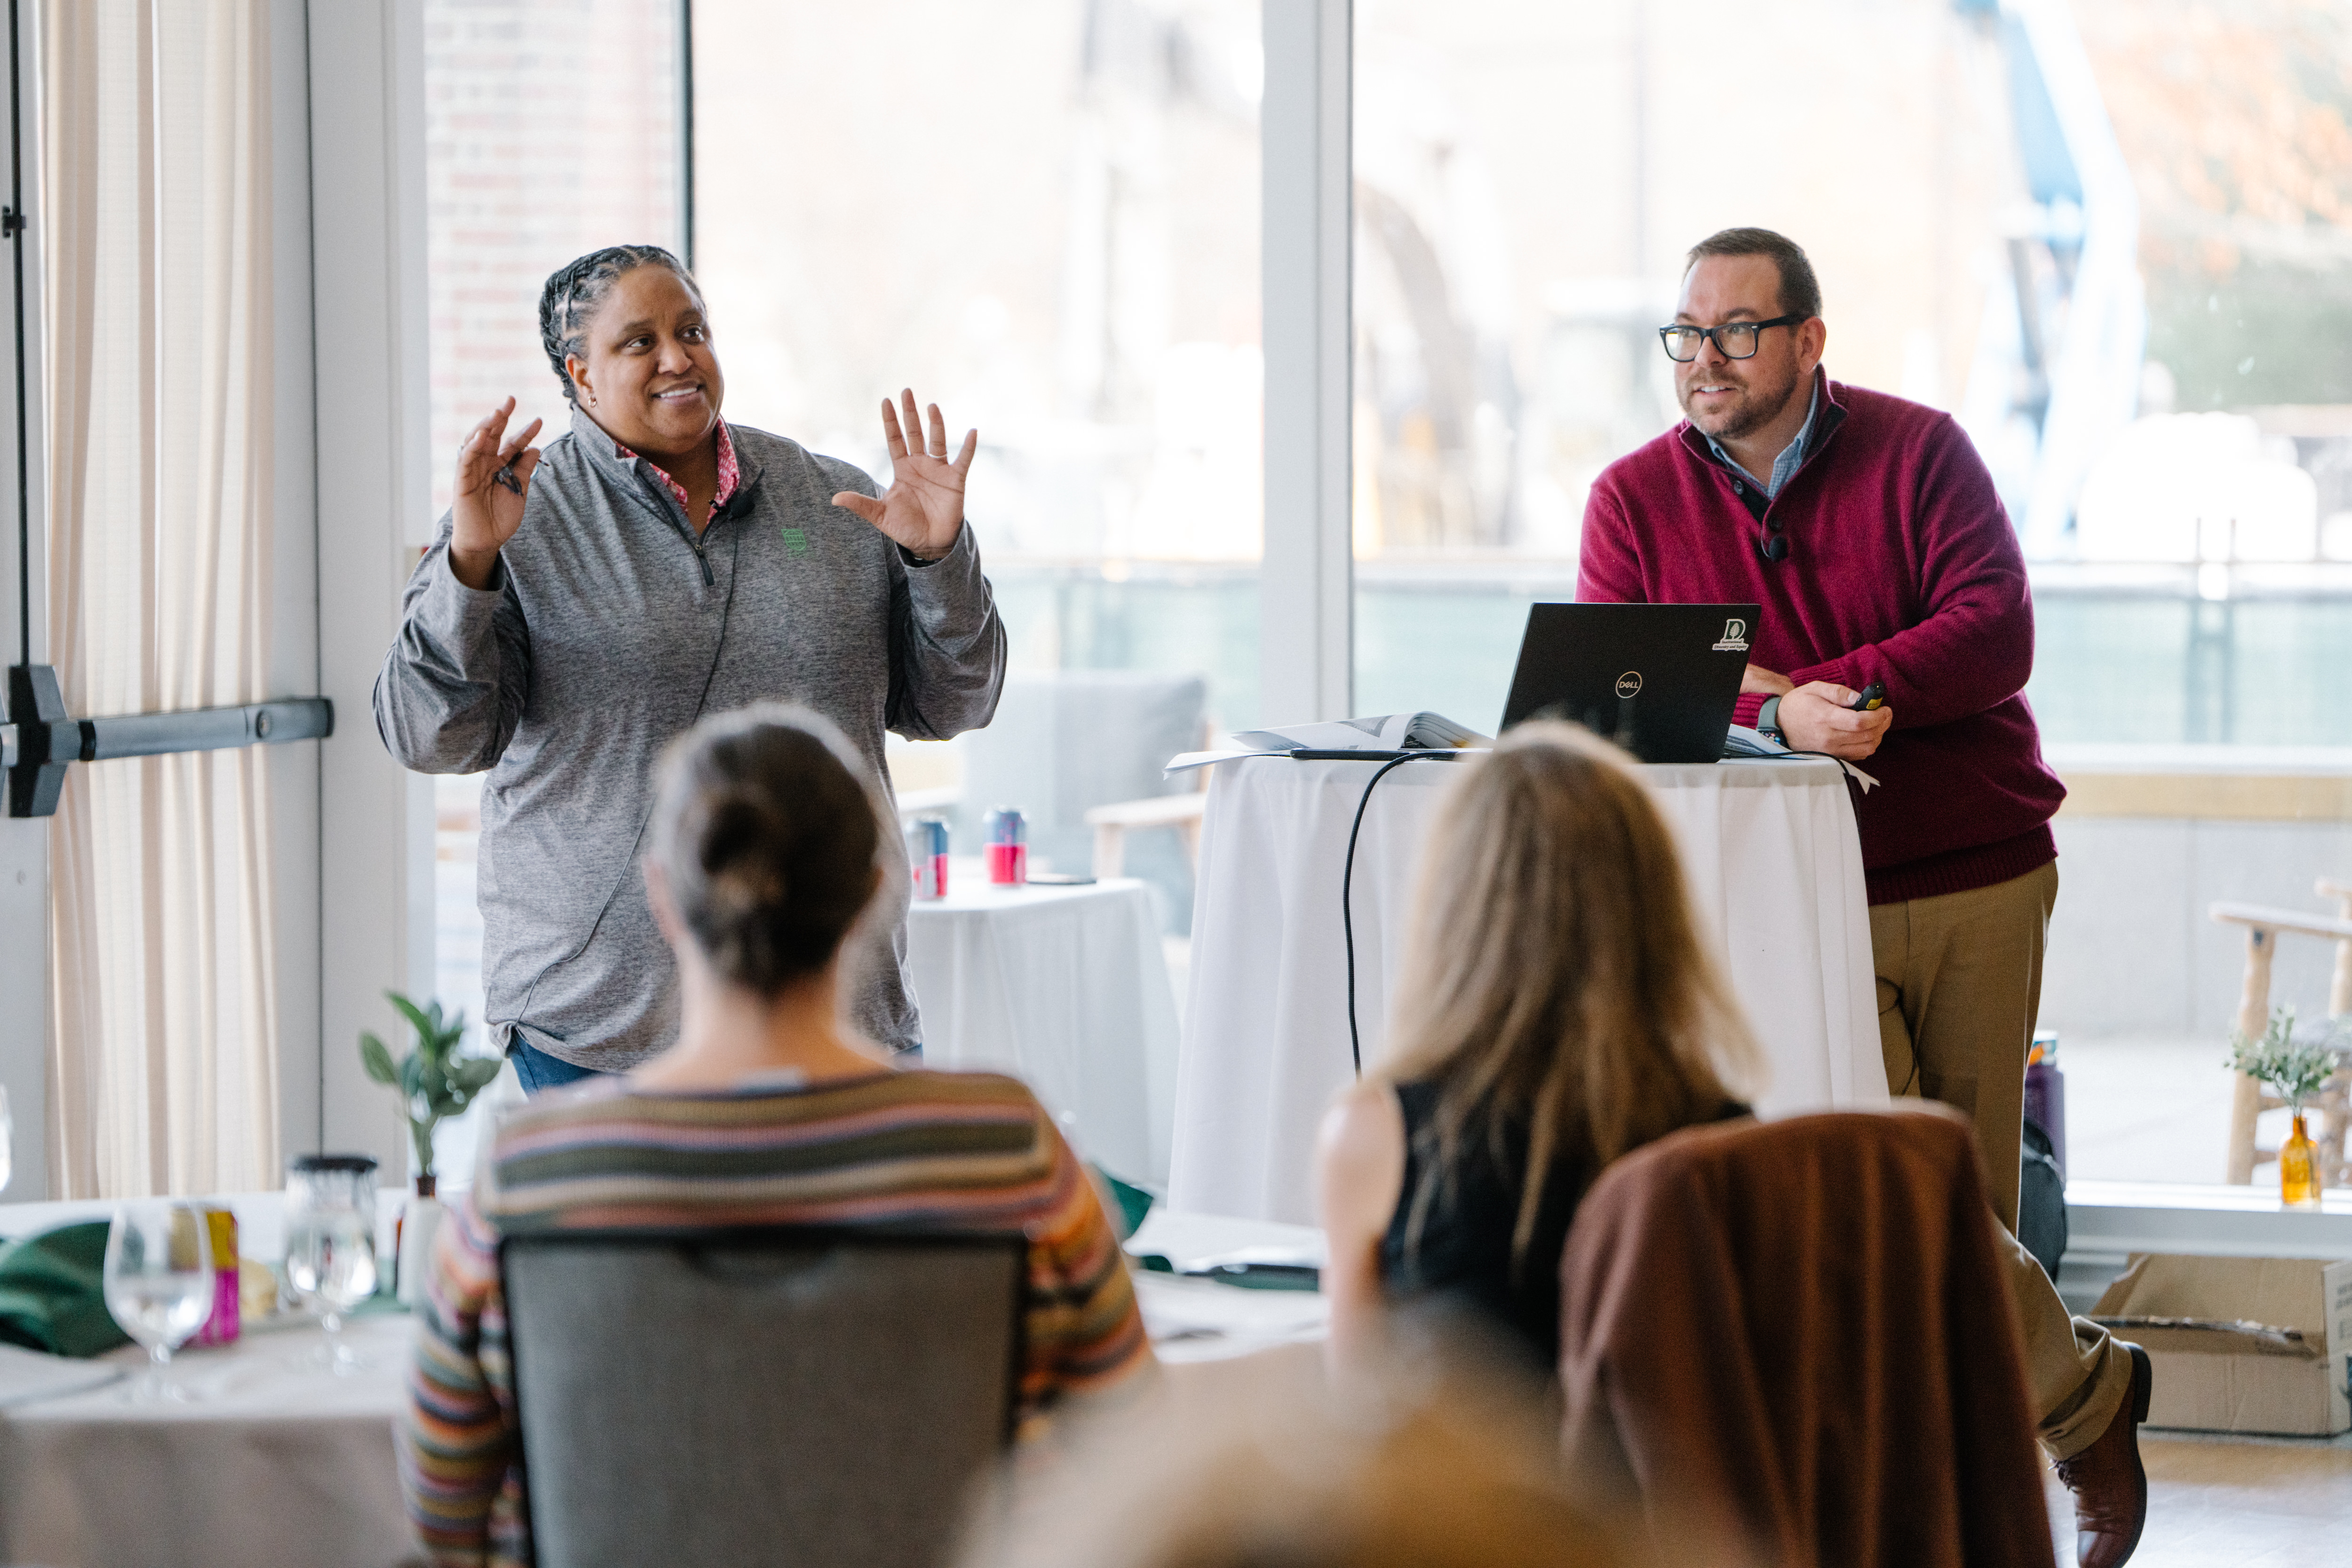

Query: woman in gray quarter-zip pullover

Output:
[373, 245, 1006, 1088]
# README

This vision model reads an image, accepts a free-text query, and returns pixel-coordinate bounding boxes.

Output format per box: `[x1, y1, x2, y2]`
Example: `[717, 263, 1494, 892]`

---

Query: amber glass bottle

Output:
[2280, 1113, 2322, 1210]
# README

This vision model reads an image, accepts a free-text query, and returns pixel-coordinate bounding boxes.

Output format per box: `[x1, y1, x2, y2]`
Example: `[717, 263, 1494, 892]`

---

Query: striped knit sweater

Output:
[400, 1067, 1154, 1566]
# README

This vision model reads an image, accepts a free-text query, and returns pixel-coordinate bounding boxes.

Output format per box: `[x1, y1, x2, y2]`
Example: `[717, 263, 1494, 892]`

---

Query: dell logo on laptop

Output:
[1713, 618, 1750, 653]
[1615, 671, 1644, 699]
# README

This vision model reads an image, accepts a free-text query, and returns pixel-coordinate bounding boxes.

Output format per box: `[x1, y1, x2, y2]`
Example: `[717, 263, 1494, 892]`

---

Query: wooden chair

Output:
[2210, 876, 2352, 1187]
[1085, 768, 1208, 879]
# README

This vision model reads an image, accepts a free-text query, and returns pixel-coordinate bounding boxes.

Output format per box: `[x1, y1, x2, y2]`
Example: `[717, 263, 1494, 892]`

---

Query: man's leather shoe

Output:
[2054, 1343, 2153, 1568]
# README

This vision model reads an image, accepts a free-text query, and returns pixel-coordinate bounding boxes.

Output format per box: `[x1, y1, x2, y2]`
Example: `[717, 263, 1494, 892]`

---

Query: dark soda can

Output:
[984, 806, 1027, 886]
[907, 817, 948, 900]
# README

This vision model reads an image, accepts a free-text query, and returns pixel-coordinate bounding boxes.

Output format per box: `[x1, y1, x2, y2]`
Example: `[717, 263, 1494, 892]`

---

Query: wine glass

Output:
[103, 1201, 215, 1402]
[285, 1154, 380, 1374]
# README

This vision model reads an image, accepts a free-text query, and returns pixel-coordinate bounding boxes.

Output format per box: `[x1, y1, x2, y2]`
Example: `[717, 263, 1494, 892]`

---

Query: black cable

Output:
[1342, 751, 1461, 1077]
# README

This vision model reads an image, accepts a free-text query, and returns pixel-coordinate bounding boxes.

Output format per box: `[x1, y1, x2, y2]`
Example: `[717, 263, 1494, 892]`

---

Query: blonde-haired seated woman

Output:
[401, 705, 1152, 1566]
[1317, 721, 1763, 1369]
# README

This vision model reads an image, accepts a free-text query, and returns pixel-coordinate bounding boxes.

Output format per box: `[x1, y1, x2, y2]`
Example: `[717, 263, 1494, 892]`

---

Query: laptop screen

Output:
[1497, 603, 1760, 764]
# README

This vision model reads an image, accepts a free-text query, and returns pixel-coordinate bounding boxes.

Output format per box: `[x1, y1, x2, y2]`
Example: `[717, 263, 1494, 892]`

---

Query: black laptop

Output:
[1497, 603, 1760, 763]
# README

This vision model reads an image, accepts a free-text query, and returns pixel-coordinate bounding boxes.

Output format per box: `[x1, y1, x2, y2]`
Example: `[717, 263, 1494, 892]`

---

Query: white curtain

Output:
[42, 0, 279, 1198]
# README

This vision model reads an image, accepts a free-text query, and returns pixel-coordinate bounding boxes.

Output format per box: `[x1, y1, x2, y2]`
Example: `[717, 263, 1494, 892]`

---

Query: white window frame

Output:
[1258, 0, 1353, 725]
[0, 0, 389, 1199]
[1253, 1, 2307, 1273]
[0, 0, 52, 1197]
[305, 0, 435, 1177]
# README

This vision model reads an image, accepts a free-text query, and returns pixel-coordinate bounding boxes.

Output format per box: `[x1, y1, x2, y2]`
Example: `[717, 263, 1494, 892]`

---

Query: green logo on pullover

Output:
[779, 527, 809, 556]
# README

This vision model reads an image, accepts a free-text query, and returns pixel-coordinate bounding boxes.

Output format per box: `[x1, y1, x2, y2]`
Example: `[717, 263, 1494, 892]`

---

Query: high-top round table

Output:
[906, 863, 1182, 1186]
[1169, 754, 1889, 1222]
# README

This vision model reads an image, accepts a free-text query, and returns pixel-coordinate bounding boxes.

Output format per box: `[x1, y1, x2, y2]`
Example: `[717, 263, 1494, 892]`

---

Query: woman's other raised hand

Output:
[449, 397, 544, 590]
[830, 388, 975, 562]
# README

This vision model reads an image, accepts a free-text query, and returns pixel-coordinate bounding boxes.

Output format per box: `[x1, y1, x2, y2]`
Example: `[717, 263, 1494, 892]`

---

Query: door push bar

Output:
[6, 665, 334, 818]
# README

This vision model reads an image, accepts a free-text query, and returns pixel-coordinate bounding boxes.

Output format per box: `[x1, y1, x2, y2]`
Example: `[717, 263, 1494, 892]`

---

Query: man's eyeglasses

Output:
[1658, 314, 1807, 363]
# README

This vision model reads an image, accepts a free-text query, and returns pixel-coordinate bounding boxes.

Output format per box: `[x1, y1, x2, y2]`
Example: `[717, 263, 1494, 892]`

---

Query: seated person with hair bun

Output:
[399, 704, 1153, 1568]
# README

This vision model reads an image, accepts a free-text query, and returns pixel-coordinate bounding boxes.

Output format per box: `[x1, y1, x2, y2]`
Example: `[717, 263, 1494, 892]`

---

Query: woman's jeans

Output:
[508, 1036, 607, 1095]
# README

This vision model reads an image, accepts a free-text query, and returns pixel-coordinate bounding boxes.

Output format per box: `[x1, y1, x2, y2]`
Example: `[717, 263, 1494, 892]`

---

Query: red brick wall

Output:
[424, 0, 683, 517]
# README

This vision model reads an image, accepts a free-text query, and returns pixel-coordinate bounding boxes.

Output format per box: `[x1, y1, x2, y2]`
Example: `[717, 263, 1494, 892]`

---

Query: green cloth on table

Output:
[1093, 1164, 1155, 1239]
[0, 1222, 131, 1358]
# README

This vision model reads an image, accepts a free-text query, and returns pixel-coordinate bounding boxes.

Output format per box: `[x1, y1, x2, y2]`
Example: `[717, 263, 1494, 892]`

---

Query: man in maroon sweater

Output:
[1579, 228, 2151, 1568]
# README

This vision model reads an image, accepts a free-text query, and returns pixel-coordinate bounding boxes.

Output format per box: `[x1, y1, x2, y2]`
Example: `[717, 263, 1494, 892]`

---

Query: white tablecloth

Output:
[0, 1193, 1315, 1568]
[0, 1191, 419, 1568]
[0, 1312, 416, 1568]
[1170, 755, 1888, 1221]
[0, 1187, 1311, 1566]
[906, 865, 1182, 1186]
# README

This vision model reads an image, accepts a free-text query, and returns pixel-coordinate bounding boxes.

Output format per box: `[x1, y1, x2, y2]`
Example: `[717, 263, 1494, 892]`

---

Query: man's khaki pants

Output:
[1872, 861, 2133, 1459]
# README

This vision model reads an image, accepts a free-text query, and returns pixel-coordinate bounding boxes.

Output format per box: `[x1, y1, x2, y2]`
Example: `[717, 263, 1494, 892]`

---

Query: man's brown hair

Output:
[1685, 227, 1823, 321]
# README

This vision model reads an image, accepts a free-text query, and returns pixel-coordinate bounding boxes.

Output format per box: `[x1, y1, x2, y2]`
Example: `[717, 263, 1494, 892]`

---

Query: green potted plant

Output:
[360, 992, 505, 1300]
[2226, 1003, 2344, 1210]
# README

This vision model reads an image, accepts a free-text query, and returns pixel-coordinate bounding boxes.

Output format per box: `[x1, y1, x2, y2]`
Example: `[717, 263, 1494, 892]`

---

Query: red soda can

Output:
[907, 817, 948, 900]
[984, 806, 1027, 885]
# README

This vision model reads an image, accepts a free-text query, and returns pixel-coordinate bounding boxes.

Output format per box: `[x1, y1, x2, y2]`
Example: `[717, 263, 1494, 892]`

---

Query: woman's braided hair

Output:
[537, 244, 701, 405]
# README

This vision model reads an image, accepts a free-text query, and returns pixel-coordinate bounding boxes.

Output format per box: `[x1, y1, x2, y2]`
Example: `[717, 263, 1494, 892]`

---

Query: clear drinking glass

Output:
[103, 1201, 215, 1401]
[284, 1154, 380, 1374]
[0, 1084, 14, 1193]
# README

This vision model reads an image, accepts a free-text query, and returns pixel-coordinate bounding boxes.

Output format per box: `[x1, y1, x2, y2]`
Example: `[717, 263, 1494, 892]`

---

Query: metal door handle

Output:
[6, 664, 333, 818]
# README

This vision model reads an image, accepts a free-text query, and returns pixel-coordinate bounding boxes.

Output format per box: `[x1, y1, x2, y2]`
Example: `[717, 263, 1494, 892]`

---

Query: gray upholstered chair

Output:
[503, 1227, 1025, 1568]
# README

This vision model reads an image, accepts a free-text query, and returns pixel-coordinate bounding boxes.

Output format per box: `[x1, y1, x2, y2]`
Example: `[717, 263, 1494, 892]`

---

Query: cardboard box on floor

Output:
[2090, 1254, 2352, 1437]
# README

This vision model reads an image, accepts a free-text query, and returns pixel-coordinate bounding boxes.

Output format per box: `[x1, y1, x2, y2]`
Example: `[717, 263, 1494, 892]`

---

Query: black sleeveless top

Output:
[1379, 1080, 1748, 1368]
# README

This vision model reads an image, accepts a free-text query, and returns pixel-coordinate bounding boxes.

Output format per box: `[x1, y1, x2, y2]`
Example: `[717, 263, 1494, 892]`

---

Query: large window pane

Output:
[1351, 0, 2352, 1191]
[421, 0, 684, 1171]
[694, 0, 1262, 924]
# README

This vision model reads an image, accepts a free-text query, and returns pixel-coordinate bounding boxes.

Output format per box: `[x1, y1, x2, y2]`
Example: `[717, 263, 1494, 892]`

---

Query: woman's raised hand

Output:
[831, 388, 975, 561]
[449, 398, 544, 590]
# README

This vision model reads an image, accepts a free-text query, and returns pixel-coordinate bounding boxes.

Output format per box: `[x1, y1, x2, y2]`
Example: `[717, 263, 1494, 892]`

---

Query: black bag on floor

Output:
[2018, 1116, 2067, 1281]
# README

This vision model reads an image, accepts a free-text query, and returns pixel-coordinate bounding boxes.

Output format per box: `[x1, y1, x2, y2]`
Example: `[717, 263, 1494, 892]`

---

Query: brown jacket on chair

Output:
[1556, 1108, 2054, 1568]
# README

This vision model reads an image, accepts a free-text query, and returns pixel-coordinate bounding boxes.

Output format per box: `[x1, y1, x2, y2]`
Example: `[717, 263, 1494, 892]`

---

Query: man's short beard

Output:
[1687, 361, 1802, 440]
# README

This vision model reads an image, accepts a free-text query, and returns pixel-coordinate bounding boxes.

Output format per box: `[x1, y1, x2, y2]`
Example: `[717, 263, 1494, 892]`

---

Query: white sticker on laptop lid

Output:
[1713, 618, 1750, 653]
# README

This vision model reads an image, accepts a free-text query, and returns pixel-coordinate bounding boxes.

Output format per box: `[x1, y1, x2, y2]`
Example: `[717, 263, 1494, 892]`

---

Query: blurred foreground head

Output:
[959, 1342, 1635, 1568]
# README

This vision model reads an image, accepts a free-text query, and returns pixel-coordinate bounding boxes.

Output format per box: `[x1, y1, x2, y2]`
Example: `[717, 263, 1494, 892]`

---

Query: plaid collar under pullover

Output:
[612, 419, 742, 523]
[1702, 377, 1820, 500]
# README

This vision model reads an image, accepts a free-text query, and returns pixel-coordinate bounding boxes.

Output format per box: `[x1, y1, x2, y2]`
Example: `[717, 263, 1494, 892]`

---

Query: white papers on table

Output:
[1724, 724, 1881, 791]
[1168, 711, 1490, 774]
[1232, 713, 1487, 752]
[1128, 1210, 1327, 1272]
[1131, 1273, 1327, 1364]
[1126, 1210, 1327, 1362]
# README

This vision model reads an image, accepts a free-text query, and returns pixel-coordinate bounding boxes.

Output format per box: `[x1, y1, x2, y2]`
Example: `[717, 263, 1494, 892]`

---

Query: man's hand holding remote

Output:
[1777, 680, 1893, 758]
